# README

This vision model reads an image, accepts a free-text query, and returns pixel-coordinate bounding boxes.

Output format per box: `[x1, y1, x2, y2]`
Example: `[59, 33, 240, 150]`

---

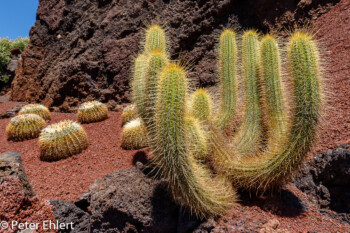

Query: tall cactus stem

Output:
[142, 50, 168, 140]
[211, 32, 323, 191]
[259, 35, 288, 151]
[215, 29, 238, 129]
[152, 63, 236, 218]
[233, 30, 263, 155]
[131, 54, 148, 119]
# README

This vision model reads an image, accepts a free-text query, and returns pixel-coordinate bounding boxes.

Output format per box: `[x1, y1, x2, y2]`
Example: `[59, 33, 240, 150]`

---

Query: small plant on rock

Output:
[19, 104, 51, 121]
[39, 120, 88, 161]
[6, 114, 46, 141]
[123, 25, 325, 219]
[77, 101, 108, 124]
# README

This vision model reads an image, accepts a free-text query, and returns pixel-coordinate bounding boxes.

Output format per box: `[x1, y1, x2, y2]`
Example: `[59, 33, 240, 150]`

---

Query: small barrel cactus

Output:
[6, 114, 47, 141]
[39, 120, 88, 161]
[18, 104, 51, 121]
[121, 118, 148, 150]
[121, 104, 138, 126]
[77, 101, 108, 124]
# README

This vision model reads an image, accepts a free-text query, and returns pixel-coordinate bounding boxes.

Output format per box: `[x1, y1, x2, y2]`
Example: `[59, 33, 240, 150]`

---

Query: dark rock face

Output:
[50, 199, 90, 233]
[88, 163, 179, 233]
[0, 152, 35, 197]
[10, 0, 339, 111]
[50, 163, 213, 232]
[294, 144, 350, 223]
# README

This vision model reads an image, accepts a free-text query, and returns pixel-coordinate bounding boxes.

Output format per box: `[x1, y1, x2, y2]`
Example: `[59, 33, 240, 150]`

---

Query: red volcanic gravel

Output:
[0, 109, 137, 202]
[311, 0, 350, 153]
[213, 184, 350, 232]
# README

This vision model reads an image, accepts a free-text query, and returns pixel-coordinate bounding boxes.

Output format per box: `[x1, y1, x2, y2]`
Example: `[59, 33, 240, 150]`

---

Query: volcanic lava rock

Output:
[0, 152, 35, 197]
[294, 144, 350, 223]
[87, 163, 179, 233]
[50, 199, 90, 233]
[10, 0, 339, 111]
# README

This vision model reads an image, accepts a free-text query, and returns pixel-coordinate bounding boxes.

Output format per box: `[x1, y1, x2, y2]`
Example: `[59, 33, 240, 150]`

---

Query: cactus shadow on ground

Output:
[238, 189, 306, 218]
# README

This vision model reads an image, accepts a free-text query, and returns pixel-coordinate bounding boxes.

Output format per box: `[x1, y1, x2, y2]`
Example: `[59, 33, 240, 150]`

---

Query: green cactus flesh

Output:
[190, 89, 212, 122]
[152, 64, 236, 218]
[211, 32, 323, 191]
[144, 25, 167, 54]
[233, 30, 263, 155]
[132, 54, 148, 119]
[142, 50, 169, 140]
[215, 29, 237, 129]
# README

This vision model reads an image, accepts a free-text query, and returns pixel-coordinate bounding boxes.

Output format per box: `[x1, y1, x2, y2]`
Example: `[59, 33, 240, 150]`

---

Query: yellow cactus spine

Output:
[121, 118, 148, 150]
[212, 32, 324, 191]
[215, 29, 238, 129]
[259, 35, 288, 148]
[77, 101, 108, 124]
[233, 30, 263, 155]
[6, 114, 46, 141]
[131, 54, 148, 119]
[39, 120, 88, 161]
[18, 104, 51, 121]
[142, 50, 168, 139]
[189, 89, 213, 122]
[144, 24, 167, 54]
[152, 63, 236, 219]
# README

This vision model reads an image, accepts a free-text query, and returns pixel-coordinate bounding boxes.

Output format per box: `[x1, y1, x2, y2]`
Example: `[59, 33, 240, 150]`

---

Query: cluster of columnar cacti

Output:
[124, 25, 324, 219]
[19, 104, 51, 121]
[78, 101, 108, 124]
[6, 114, 47, 141]
[39, 120, 88, 161]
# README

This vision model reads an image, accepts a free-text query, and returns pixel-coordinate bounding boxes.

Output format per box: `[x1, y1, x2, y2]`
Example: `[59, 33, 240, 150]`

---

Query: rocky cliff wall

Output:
[10, 0, 338, 111]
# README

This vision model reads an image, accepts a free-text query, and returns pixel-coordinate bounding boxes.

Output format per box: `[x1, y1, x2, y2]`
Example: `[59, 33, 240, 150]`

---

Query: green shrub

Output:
[0, 37, 29, 85]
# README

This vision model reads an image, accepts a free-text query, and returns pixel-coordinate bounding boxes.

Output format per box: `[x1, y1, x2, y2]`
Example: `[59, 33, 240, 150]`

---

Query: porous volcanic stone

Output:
[10, 0, 338, 111]
[0, 152, 35, 197]
[50, 199, 90, 233]
[294, 144, 350, 223]
[88, 163, 179, 233]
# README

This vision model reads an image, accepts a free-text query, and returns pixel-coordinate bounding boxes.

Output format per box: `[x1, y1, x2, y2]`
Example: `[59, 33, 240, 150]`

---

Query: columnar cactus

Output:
[215, 29, 237, 129]
[78, 101, 108, 124]
[19, 104, 51, 121]
[152, 64, 236, 218]
[6, 114, 46, 141]
[233, 30, 263, 155]
[39, 120, 88, 161]
[121, 118, 148, 149]
[125, 25, 324, 219]
[212, 32, 323, 191]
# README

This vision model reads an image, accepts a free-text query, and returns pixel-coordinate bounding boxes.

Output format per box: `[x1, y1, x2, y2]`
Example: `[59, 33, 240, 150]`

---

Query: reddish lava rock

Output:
[0, 177, 57, 233]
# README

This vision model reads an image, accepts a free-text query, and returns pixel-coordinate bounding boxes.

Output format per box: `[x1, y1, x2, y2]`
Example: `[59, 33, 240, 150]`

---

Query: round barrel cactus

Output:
[39, 120, 88, 161]
[7, 114, 46, 141]
[77, 101, 108, 124]
[19, 104, 51, 121]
